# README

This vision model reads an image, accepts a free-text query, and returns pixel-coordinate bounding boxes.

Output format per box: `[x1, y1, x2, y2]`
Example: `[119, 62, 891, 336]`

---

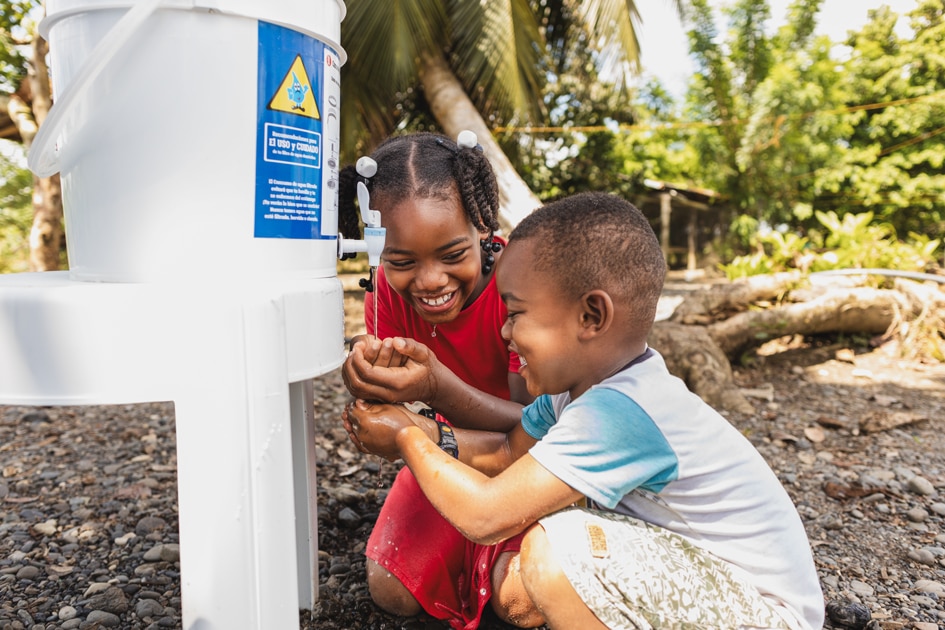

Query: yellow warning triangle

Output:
[268, 55, 320, 120]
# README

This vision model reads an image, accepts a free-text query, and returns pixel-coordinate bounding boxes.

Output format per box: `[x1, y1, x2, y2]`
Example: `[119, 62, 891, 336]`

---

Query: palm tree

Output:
[340, 0, 682, 229]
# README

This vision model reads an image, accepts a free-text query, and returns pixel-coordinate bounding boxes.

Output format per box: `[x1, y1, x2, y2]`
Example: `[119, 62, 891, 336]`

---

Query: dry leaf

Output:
[859, 411, 927, 434]
[337, 464, 362, 477]
[740, 384, 774, 401]
[816, 416, 848, 429]
[115, 484, 153, 500]
[3, 496, 38, 503]
[871, 394, 899, 407]
[771, 430, 798, 443]
[823, 481, 876, 500]
[798, 452, 817, 465]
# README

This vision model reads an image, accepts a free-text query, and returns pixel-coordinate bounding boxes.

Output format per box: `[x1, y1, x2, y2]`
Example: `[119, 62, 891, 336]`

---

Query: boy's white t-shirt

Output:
[522, 349, 824, 630]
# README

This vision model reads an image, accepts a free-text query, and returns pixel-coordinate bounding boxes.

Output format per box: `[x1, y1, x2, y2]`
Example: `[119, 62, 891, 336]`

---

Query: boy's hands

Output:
[342, 335, 440, 404]
[342, 399, 434, 461]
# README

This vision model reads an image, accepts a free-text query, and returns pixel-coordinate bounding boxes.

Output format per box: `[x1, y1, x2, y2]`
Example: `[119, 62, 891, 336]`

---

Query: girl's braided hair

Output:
[338, 132, 500, 243]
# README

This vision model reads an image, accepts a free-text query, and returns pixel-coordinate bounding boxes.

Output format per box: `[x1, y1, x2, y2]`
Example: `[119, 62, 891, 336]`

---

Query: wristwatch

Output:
[416, 406, 459, 459]
[435, 420, 459, 459]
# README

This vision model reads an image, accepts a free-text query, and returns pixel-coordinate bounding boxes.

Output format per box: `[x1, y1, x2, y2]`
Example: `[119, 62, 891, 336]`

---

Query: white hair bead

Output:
[456, 130, 478, 150]
[356, 156, 377, 178]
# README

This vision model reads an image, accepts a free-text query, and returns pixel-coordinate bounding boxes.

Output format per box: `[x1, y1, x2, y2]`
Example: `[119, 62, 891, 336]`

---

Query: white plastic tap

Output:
[338, 157, 386, 267]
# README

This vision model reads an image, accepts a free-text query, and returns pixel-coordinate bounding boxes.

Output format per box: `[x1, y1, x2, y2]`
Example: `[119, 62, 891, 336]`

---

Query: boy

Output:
[343, 192, 824, 629]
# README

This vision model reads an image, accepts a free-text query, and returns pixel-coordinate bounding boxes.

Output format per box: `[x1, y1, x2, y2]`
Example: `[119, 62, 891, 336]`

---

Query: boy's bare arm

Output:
[342, 400, 527, 476]
[344, 400, 581, 544]
[397, 427, 581, 544]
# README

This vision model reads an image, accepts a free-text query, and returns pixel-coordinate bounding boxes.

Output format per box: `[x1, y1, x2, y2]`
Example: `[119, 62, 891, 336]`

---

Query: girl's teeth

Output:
[421, 293, 452, 307]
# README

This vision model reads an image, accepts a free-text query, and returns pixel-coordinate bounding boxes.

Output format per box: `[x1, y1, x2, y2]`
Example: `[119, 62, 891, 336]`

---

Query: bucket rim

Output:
[41, 0, 348, 61]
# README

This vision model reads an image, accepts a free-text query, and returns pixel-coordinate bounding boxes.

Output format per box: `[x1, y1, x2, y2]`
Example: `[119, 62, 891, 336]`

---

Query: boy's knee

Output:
[365, 559, 422, 617]
[519, 525, 565, 595]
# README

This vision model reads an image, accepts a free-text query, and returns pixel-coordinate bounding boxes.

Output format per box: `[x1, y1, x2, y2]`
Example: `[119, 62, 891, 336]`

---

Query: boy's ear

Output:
[578, 290, 614, 339]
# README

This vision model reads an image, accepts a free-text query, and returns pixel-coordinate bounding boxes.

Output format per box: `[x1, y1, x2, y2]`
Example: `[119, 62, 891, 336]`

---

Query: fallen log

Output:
[650, 274, 944, 413]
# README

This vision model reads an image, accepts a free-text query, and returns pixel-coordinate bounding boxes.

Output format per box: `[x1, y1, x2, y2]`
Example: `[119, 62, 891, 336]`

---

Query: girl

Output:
[338, 131, 536, 629]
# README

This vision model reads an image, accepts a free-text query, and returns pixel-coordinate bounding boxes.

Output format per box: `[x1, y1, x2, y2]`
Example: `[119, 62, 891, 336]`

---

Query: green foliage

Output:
[0, 143, 32, 272]
[810, 210, 941, 272]
[660, 0, 945, 266]
[720, 210, 941, 279]
[812, 0, 945, 244]
[507, 74, 703, 203]
[0, 0, 38, 93]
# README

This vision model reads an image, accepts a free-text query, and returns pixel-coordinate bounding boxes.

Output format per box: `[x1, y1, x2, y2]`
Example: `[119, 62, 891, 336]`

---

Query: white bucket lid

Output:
[42, 0, 347, 61]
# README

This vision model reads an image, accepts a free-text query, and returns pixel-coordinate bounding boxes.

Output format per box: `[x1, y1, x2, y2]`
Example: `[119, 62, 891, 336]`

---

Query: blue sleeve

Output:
[521, 395, 556, 440]
[527, 388, 679, 509]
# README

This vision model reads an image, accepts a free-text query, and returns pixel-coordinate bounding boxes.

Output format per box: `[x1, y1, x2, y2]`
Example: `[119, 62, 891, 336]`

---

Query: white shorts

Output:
[539, 507, 795, 630]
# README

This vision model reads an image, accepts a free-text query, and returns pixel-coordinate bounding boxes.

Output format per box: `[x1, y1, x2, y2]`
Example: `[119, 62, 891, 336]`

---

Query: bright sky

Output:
[635, 0, 920, 96]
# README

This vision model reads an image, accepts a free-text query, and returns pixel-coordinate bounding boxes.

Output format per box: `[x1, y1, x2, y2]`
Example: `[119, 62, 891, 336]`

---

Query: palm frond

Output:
[342, 0, 449, 90]
[447, 0, 547, 124]
[340, 0, 451, 156]
[571, 0, 643, 86]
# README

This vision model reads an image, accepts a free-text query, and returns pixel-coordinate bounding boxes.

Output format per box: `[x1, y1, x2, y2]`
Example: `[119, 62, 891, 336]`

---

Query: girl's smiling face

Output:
[380, 192, 490, 325]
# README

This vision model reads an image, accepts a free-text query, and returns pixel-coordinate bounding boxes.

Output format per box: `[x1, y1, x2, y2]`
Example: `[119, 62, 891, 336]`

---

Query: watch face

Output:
[437, 422, 459, 458]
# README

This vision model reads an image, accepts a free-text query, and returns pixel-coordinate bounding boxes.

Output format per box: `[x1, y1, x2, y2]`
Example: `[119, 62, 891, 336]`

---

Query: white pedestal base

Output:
[0, 271, 344, 629]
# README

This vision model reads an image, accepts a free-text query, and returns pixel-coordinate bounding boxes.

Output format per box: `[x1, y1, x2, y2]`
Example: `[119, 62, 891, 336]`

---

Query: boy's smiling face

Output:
[497, 239, 591, 399]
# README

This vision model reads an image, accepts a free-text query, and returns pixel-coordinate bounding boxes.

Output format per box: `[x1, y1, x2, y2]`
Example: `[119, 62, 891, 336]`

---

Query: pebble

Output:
[907, 476, 936, 496]
[86, 584, 129, 614]
[83, 582, 111, 597]
[114, 532, 136, 546]
[826, 599, 872, 629]
[135, 516, 168, 536]
[136, 598, 166, 618]
[85, 610, 120, 627]
[337, 507, 361, 528]
[32, 519, 57, 537]
[907, 548, 937, 565]
[15, 565, 40, 580]
[58, 605, 78, 621]
[914, 579, 945, 594]
[906, 507, 929, 522]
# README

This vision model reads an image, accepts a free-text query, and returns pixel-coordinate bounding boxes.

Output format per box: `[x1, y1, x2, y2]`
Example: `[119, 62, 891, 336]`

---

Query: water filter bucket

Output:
[30, 0, 346, 282]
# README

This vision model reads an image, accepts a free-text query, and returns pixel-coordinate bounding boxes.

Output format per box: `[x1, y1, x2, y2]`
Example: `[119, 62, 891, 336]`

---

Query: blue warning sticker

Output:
[255, 22, 341, 240]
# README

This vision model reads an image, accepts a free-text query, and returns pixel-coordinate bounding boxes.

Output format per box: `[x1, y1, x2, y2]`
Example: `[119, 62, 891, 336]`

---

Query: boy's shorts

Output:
[539, 507, 797, 630]
[366, 467, 524, 630]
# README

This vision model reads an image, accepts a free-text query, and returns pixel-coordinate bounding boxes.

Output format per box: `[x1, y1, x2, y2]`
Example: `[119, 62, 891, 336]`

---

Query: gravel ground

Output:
[2, 284, 944, 630]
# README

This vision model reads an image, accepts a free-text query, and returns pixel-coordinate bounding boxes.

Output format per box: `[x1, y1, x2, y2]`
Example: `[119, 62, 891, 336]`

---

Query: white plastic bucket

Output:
[31, 0, 346, 282]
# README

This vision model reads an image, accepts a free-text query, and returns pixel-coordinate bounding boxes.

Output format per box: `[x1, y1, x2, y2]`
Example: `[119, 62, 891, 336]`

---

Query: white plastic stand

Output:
[0, 271, 344, 628]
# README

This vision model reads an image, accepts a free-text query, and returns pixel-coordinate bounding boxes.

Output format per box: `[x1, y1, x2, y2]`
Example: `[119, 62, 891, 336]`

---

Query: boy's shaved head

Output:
[508, 192, 666, 334]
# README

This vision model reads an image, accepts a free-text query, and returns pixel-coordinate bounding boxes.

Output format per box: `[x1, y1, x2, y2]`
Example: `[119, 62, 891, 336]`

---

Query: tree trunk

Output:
[29, 173, 63, 271]
[2, 32, 65, 272]
[27, 34, 64, 272]
[418, 53, 541, 232]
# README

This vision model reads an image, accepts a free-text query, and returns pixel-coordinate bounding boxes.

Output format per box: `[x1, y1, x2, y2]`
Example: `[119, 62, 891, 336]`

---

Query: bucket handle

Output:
[28, 0, 164, 177]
